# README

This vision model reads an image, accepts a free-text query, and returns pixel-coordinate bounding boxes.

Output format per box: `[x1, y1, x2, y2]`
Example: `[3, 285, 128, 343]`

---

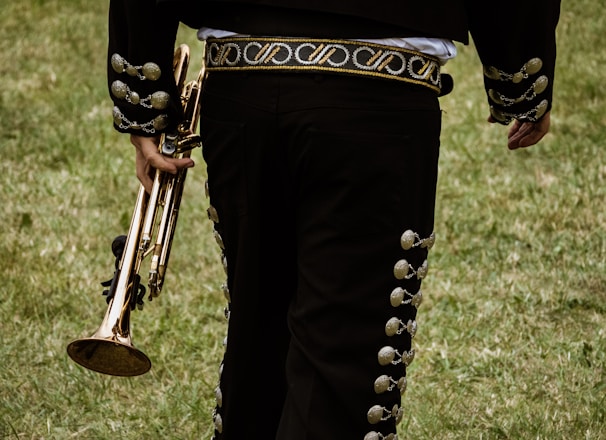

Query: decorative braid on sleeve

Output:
[483, 57, 550, 125]
[109, 53, 172, 134]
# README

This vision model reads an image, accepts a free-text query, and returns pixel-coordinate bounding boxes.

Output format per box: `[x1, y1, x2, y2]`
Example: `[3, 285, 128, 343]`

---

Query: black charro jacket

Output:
[108, 0, 560, 135]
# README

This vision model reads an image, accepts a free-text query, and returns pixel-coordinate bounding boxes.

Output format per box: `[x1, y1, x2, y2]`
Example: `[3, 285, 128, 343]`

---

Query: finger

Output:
[168, 156, 195, 171]
[508, 129, 546, 149]
[508, 112, 550, 150]
[508, 127, 530, 150]
[507, 123, 530, 149]
[137, 171, 154, 194]
[507, 119, 527, 137]
[134, 147, 155, 193]
[133, 136, 195, 172]
[147, 152, 195, 174]
[520, 129, 546, 148]
[508, 122, 548, 150]
[131, 134, 161, 155]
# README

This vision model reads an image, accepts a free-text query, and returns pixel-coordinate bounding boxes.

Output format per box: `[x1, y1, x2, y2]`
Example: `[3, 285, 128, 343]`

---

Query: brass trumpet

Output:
[67, 44, 205, 376]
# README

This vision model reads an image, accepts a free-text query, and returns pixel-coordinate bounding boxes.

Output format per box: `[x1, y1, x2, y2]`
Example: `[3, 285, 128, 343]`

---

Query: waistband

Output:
[204, 37, 444, 94]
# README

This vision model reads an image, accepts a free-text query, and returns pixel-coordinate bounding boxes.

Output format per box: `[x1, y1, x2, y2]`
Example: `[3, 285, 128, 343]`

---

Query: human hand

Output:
[130, 134, 195, 193]
[488, 111, 551, 150]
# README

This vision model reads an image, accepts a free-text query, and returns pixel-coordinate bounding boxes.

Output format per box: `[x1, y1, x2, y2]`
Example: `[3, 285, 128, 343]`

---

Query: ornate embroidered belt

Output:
[205, 37, 443, 93]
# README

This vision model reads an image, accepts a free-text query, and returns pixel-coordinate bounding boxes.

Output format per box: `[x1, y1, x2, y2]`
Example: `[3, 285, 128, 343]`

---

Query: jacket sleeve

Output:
[465, 0, 561, 124]
[108, 0, 181, 136]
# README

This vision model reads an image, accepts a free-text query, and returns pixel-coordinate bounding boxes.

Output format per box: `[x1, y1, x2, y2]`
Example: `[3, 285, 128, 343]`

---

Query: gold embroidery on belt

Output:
[378, 54, 394, 72]
[265, 45, 282, 63]
[255, 43, 271, 61]
[319, 48, 337, 65]
[367, 50, 383, 66]
[309, 43, 325, 60]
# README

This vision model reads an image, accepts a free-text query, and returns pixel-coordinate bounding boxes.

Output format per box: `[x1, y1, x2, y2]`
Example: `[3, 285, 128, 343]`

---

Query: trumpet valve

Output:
[161, 132, 179, 155]
[176, 133, 202, 152]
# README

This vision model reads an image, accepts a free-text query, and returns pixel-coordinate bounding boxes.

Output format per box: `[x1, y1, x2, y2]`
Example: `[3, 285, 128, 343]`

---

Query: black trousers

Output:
[200, 71, 441, 440]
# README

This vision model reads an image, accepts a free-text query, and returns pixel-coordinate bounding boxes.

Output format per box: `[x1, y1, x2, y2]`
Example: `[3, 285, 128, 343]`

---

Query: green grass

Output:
[1, 1, 605, 439]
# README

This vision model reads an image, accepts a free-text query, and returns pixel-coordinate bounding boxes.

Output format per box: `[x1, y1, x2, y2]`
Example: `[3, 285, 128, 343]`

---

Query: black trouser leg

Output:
[201, 72, 441, 440]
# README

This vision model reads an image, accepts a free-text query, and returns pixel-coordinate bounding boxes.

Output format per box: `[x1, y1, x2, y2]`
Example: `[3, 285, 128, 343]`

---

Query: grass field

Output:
[1, 1, 605, 439]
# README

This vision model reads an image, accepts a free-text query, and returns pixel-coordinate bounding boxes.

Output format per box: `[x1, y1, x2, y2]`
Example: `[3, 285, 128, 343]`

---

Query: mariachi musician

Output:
[107, 1, 560, 439]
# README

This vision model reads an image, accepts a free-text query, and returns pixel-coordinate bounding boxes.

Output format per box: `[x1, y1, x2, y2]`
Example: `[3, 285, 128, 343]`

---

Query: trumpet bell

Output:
[67, 337, 151, 377]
